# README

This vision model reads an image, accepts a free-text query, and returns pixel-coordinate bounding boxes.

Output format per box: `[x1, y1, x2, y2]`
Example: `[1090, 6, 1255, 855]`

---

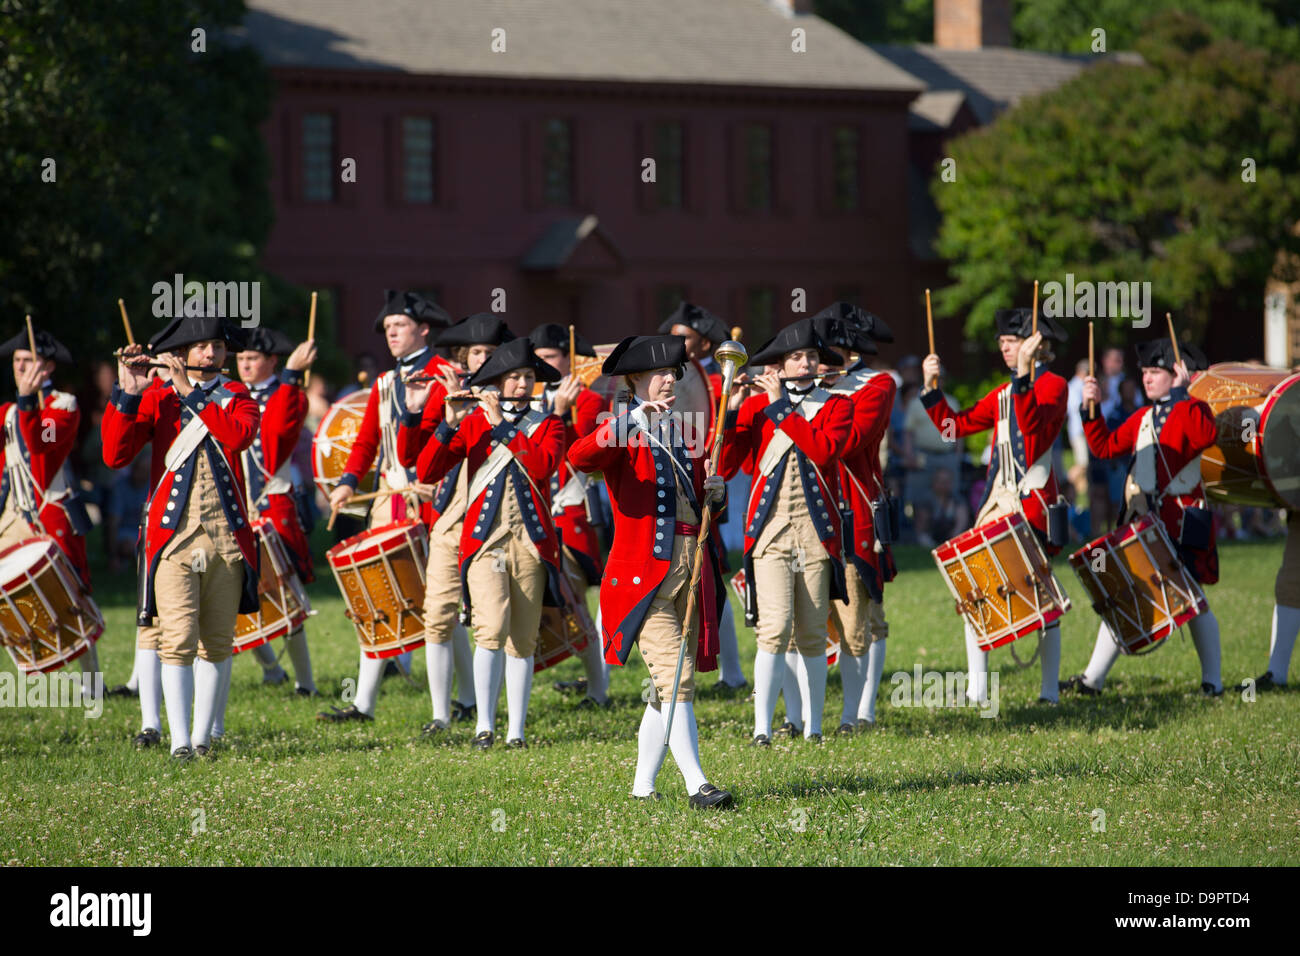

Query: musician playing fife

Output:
[0, 326, 97, 680]
[811, 304, 897, 732]
[102, 315, 261, 760]
[921, 307, 1070, 705]
[721, 320, 853, 745]
[1066, 338, 1224, 696]
[227, 327, 318, 698]
[393, 312, 517, 735]
[319, 290, 452, 723]
[402, 337, 566, 749]
[527, 322, 609, 707]
[568, 334, 733, 807]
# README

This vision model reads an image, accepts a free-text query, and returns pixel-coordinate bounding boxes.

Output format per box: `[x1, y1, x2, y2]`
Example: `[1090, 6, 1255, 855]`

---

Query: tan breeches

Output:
[466, 534, 546, 658]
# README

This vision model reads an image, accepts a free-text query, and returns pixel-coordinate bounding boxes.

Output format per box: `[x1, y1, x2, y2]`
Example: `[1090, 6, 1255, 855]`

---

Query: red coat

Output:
[923, 369, 1067, 549]
[568, 404, 724, 671]
[719, 388, 853, 626]
[340, 348, 453, 525]
[0, 387, 91, 587]
[410, 408, 566, 620]
[1084, 390, 1219, 584]
[243, 368, 313, 582]
[101, 377, 260, 623]
[538, 385, 606, 585]
[831, 367, 897, 600]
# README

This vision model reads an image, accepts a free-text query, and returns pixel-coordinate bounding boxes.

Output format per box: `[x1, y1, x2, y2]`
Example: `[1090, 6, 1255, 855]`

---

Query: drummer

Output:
[567, 334, 733, 807]
[720, 319, 853, 745]
[401, 337, 567, 750]
[1065, 339, 1224, 696]
[921, 307, 1070, 705]
[527, 322, 612, 708]
[394, 312, 517, 736]
[1237, 510, 1298, 691]
[0, 325, 97, 681]
[319, 291, 453, 723]
[223, 327, 319, 697]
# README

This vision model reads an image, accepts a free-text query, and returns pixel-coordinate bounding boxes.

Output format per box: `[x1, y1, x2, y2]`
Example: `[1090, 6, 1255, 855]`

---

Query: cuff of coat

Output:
[180, 388, 212, 415]
[280, 367, 305, 388]
[434, 420, 457, 445]
[1011, 373, 1032, 396]
[1169, 386, 1189, 403]
[920, 387, 947, 410]
[490, 420, 517, 444]
[109, 385, 142, 416]
[338, 473, 360, 491]
[763, 395, 794, 424]
[1081, 403, 1101, 423]
[15, 393, 38, 413]
[723, 408, 738, 431]
[402, 410, 423, 429]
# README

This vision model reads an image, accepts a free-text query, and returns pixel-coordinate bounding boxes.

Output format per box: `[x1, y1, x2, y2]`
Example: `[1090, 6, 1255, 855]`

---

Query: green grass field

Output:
[2, 532, 1297, 866]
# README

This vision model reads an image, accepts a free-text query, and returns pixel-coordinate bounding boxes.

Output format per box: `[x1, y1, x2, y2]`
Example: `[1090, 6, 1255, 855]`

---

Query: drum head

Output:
[1261, 375, 1300, 509]
[0, 539, 53, 586]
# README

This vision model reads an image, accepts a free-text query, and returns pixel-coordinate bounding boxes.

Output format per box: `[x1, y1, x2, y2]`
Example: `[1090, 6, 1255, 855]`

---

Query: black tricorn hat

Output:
[748, 319, 844, 368]
[811, 301, 893, 344]
[148, 314, 247, 355]
[464, 337, 561, 388]
[241, 326, 295, 357]
[373, 290, 452, 333]
[812, 317, 877, 357]
[995, 307, 1068, 343]
[0, 327, 72, 364]
[1136, 338, 1208, 373]
[528, 322, 595, 357]
[602, 335, 686, 378]
[657, 302, 729, 346]
[436, 312, 516, 347]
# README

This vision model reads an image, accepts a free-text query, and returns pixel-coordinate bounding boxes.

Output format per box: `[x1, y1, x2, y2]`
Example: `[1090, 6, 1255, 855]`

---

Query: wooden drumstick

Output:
[1166, 312, 1181, 366]
[1088, 321, 1095, 417]
[118, 299, 135, 346]
[304, 291, 317, 389]
[568, 323, 576, 372]
[925, 288, 935, 355]
[1030, 279, 1039, 384]
[25, 314, 37, 359]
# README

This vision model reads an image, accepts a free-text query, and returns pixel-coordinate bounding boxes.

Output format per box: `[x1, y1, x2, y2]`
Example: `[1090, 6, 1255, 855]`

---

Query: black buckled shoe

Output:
[856, 718, 875, 731]
[451, 701, 477, 723]
[262, 667, 290, 686]
[773, 721, 800, 739]
[193, 743, 215, 760]
[1236, 671, 1284, 692]
[106, 684, 137, 698]
[471, 731, 494, 750]
[316, 705, 373, 723]
[421, 719, 448, 738]
[689, 783, 735, 810]
[806, 732, 823, 745]
[575, 695, 611, 710]
[837, 722, 855, 736]
[553, 678, 588, 696]
[132, 727, 162, 749]
[715, 680, 750, 698]
[295, 686, 320, 698]
[1061, 674, 1102, 697]
[506, 737, 527, 750]
[171, 746, 195, 762]
[1201, 681, 1224, 698]
[750, 734, 771, 747]
[1036, 696, 1059, 705]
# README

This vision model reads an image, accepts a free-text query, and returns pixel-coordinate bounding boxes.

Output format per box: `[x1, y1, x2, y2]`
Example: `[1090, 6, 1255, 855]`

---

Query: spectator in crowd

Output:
[915, 466, 969, 547]
[1099, 346, 1125, 419]
[1066, 359, 1090, 466]
[1066, 463, 1092, 544]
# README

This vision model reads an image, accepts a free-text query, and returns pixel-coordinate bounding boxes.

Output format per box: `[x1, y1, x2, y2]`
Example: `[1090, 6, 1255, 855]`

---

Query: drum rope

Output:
[1008, 633, 1041, 669]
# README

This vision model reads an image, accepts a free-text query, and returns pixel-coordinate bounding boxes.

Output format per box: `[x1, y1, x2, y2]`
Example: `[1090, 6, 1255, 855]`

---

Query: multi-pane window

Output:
[746, 287, 775, 347]
[654, 121, 685, 209]
[402, 117, 435, 203]
[832, 126, 861, 212]
[302, 113, 334, 202]
[741, 124, 773, 212]
[542, 118, 573, 206]
[655, 284, 688, 324]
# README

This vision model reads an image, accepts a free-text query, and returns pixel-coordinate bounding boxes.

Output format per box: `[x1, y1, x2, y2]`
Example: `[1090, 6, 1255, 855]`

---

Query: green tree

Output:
[931, 10, 1300, 342]
[814, 0, 933, 44]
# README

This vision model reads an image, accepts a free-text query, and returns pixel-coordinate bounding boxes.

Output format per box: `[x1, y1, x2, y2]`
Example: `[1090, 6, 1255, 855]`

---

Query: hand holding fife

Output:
[117, 344, 153, 396]
[158, 352, 192, 397]
[286, 339, 317, 372]
[479, 390, 504, 427]
[921, 354, 941, 391]
[1016, 332, 1044, 378]
[551, 374, 581, 416]
[1172, 360, 1190, 390]
[755, 370, 782, 403]
[1081, 375, 1101, 409]
[727, 373, 751, 411]
[404, 376, 432, 413]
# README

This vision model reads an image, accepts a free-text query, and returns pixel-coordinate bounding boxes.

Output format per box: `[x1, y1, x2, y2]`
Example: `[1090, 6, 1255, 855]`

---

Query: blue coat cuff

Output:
[402, 410, 424, 429]
[490, 420, 517, 444]
[1011, 373, 1032, 396]
[764, 395, 793, 424]
[109, 385, 142, 416]
[920, 387, 947, 410]
[1169, 386, 1189, 403]
[280, 367, 305, 388]
[724, 408, 738, 430]
[15, 393, 38, 413]
[434, 421, 457, 445]
[338, 473, 360, 491]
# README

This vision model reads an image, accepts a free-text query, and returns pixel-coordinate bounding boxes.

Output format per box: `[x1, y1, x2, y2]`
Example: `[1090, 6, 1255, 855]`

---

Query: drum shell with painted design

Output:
[0, 536, 103, 673]
[327, 520, 428, 658]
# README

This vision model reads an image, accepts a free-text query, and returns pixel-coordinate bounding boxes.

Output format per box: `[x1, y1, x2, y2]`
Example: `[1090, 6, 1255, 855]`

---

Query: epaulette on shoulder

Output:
[48, 390, 78, 412]
[830, 367, 873, 395]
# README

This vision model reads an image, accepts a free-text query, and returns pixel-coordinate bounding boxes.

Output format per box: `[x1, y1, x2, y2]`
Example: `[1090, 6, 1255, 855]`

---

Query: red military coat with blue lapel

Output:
[409, 407, 566, 621]
[718, 386, 854, 627]
[0, 386, 93, 586]
[829, 364, 897, 602]
[566, 402, 725, 671]
[922, 366, 1067, 553]
[243, 367, 313, 582]
[101, 376, 261, 624]
[1083, 386, 1219, 584]
[534, 385, 607, 586]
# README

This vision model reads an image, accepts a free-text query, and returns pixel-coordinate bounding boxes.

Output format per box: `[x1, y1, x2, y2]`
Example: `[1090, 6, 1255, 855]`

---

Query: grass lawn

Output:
[2, 531, 1297, 866]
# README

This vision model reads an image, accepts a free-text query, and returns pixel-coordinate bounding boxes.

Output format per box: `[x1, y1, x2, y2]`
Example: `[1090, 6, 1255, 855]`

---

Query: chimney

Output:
[768, 0, 814, 16]
[934, 0, 1012, 49]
